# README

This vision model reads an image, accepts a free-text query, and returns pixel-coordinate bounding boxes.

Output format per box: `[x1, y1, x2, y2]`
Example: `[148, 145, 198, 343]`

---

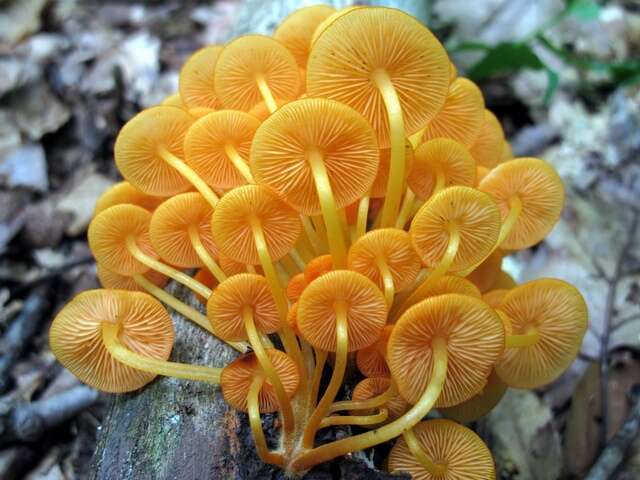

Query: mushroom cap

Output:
[310, 6, 362, 46]
[94, 181, 166, 215]
[247, 97, 289, 121]
[304, 254, 333, 284]
[96, 263, 168, 292]
[466, 249, 503, 293]
[468, 110, 505, 169]
[297, 270, 387, 352]
[179, 45, 223, 109]
[501, 141, 513, 162]
[88, 204, 157, 276]
[351, 376, 409, 420]
[421, 276, 482, 299]
[495, 278, 588, 389]
[475, 165, 490, 185]
[115, 106, 194, 196]
[161, 93, 186, 108]
[492, 270, 517, 290]
[347, 228, 421, 292]
[407, 138, 476, 201]
[388, 419, 496, 480]
[149, 192, 218, 268]
[423, 77, 485, 147]
[449, 62, 458, 82]
[211, 185, 301, 265]
[307, 7, 450, 148]
[221, 349, 299, 412]
[479, 157, 565, 250]
[274, 5, 336, 68]
[250, 98, 379, 215]
[287, 302, 301, 336]
[439, 370, 507, 423]
[370, 142, 415, 198]
[214, 35, 300, 112]
[194, 268, 218, 304]
[287, 272, 307, 302]
[482, 289, 509, 309]
[219, 253, 250, 277]
[410, 186, 501, 273]
[49, 289, 174, 393]
[207, 273, 280, 342]
[388, 294, 504, 407]
[356, 325, 394, 378]
[184, 110, 260, 189]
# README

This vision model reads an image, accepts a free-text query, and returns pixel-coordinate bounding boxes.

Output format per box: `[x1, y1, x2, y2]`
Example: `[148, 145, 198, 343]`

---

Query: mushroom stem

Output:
[243, 307, 295, 433]
[302, 302, 348, 448]
[307, 149, 348, 268]
[311, 215, 329, 249]
[290, 337, 448, 472]
[102, 322, 221, 384]
[356, 196, 370, 240]
[279, 255, 299, 278]
[409, 126, 427, 148]
[319, 409, 388, 429]
[247, 375, 285, 466]
[224, 144, 255, 184]
[309, 349, 328, 409]
[497, 195, 522, 246]
[301, 215, 325, 255]
[395, 189, 415, 229]
[505, 328, 540, 348]
[288, 249, 307, 271]
[374, 70, 406, 228]
[125, 236, 212, 299]
[376, 257, 395, 308]
[403, 428, 447, 476]
[132, 275, 247, 353]
[329, 384, 395, 413]
[254, 74, 278, 114]
[158, 147, 219, 208]
[187, 225, 227, 283]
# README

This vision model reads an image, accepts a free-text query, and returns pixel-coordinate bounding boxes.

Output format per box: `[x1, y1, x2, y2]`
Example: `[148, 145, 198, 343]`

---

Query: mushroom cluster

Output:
[49, 5, 588, 478]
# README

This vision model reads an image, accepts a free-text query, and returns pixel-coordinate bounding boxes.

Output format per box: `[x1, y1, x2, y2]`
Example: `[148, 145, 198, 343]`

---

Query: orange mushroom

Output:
[439, 370, 507, 424]
[94, 181, 166, 215]
[468, 110, 505, 169]
[286, 272, 307, 302]
[179, 45, 223, 110]
[356, 325, 394, 378]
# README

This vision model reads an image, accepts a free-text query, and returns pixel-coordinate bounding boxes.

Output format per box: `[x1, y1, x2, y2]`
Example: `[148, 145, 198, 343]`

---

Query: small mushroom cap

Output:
[49, 289, 174, 393]
[356, 325, 394, 378]
[482, 289, 510, 309]
[179, 45, 223, 109]
[287, 272, 307, 302]
[207, 273, 280, 342]
[95, 182, 166, 215]
[475, 165, 491, 185]
[388, 419, 496, 480]
[115, 106, 194, 196]
[297, 270, 387, 352]
[351, 377, 409, 420]
[214, 35, 300, 112]
[149, 192, 218, 268]
[96, 263, 168, 292]
[449, 62, 458, 82]
[388, 294, 504, 407]
[370, 142, 415, 198]
[347, 228, 421, 292]
[88, 205, 157, 276]
[410, 186, 501, 273]
[423, 77, 485, 147]
[479, 157, 565, 250]
[501, 141, 513, 162]
[274, 5, 336, 68]
[421, 276, 481, 299]
[307, 7, 450, 148]
[287, 302, 301, 335]
[221, 349, 299, 412]
[211, 185, 302, 265]
[250, 98, 379, 215]
[161, 93, 186, 108]
[466, 249, 503, 293]
[469, 110, 505, 169]
[219, 253, 250, 277]
[439, 369, 507, 423]
[495, 278, 588, 389]
[247, 97, 289, 121]
[304, 254, 333, 284]
[194, 268, 218, 304]
[407, 138, 476, 200]
[184, 110, 260, 189]
[492, 270, 517, 290]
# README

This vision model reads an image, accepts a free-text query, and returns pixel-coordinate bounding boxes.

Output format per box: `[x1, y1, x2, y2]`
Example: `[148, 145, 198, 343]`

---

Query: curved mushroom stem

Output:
[403, 428, 447, 476]
[374, 70, 406, 228]
[376, 257, 395, 308]
[329, 383, 396, 413]
[309, 349, 328, 409]
[290, 337, 448, 472]
[395, 189, 415, 229]
[497, 195, 522, 246]
[301, 215, 325, 255]
[187, 225, 227, 283]
[254, 74, 278, 114]
[307, 149, 348, 268]
[319, 409, 388, 429]
[224, 144, 255, 184]
[132, 275, 247, 353]
[302, 302, 348, 448]
[126, 236, 212, 299]
[102, 322, 221, 384]
[247, 375, 285, 466]
[158, 147, 220, 208]
[243, 307, 295, 434]
[505, 328, 540, 348]
[356, 196, 370, 240]
[409, 126, 427, 149]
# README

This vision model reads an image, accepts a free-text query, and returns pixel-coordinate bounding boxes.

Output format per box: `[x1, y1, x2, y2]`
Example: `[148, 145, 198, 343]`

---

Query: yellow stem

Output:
[158, 148, 219, 208]
[301, 215, 324, 255]
[329, 384, 395, 413]
[295, 235, 315, 263]
[376, 257, 395, 308]
[403, 428, 446, 476]
[289, 249, 307, 271]
[246, 264, 257, 274]
[280, 255, 299, 278]
[506, 328, 540, 348]
[311, 215, 329, 250]
[319, 409, 388, 429]
[309, 349, 328, 410]
[102, 322, 221, 383]
[498, 195, 522, 246]
[409, 126, 426, 148]
[188, 225, 227, 283]
[247, 375, 285, 466]
[224, 144, 255, 184]
[255, 74, 278, 114]
[395, 189, 415, 229]
[433, 164, 445, 195]
[356, 196, 370, 240]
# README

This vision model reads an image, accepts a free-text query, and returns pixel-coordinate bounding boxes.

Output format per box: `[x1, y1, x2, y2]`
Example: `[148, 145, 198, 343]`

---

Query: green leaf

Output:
[467, 42, 545, 81]
[566, 0, 601, 21]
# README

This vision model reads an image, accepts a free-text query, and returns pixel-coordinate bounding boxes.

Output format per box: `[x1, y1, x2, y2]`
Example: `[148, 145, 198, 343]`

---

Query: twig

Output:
[612, 314, 640, 333]
[11, 255, 94, 296]
[586, 385, 640, 480]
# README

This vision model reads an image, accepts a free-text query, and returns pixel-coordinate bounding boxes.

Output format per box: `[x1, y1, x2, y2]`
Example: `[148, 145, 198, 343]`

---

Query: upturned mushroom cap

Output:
[211, 185, 302, 265]
[370, 142, 415, 198]
[221, 349, 299, 412]
[219, 253, 250, 277]
[351, 377, 409, 420]
[250, 98, 379, 215]
[97, 264, 168, 292]
[347, 228, 421, 292]
[184, 110, 260, 189]
[161, 93, 186, 108]
[179, 45, 223, 109]
[274, 5, 336, 68]
[307, 7, 450, 147]
[207, 273, 280, 342]
[194, 268, 218, 304]
[423, 77, 485, 147]
[407, 138, 476, 200]
[115, 106, 194, 196]
[439, 370, 507, 423]
[94, 181, 166, 215]
[356, 325, 394, 377]
[388, 294, 504, 407]
[482, 289, 510, 309]
[410, 186, 501, 273]
[466, 249, 503, 293]
[149, 192, 218, 268]
[468, 110, 505, 169]
[388, 419, 496, 479]
[495, 278, 588, 389]
[88, 205, 157, 276]
[492, 271, 517, 290]
[479, 157, 565, 250]
[49, 289, 174, 393]
[214, 35, 300, 111]
[304, 254, 333, 284]
[420, 276, 481, 299]
[297, 270, 387, 352]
